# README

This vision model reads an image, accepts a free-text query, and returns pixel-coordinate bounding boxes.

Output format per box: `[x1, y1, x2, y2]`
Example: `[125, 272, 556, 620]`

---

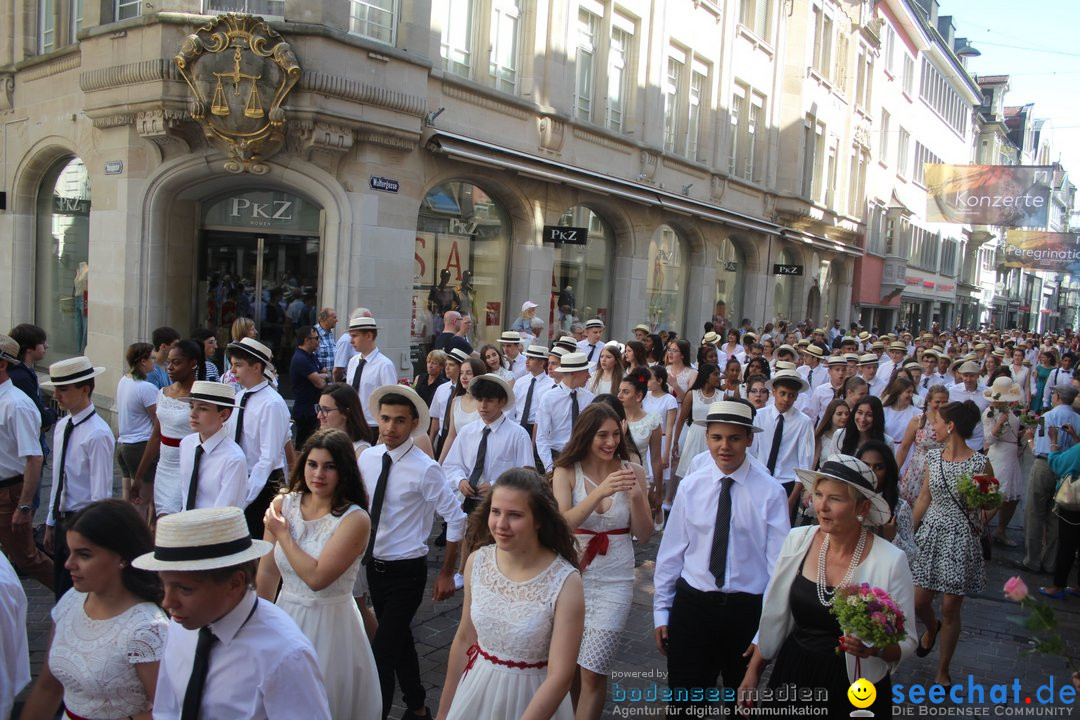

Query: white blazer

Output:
[754, 525, 917, 684]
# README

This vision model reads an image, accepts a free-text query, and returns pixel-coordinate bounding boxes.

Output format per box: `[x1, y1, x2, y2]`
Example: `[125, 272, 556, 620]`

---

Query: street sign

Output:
[369, 176, 400, 193]
[773, 264, 803, 275]
[543, 225, 589, 245]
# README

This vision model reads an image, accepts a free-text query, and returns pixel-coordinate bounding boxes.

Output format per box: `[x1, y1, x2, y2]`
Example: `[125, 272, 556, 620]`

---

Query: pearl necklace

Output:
[816, 529, 867, 607]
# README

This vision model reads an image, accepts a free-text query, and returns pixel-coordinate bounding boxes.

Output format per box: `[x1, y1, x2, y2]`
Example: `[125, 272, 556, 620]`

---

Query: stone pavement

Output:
[12, 463, 1080, 718]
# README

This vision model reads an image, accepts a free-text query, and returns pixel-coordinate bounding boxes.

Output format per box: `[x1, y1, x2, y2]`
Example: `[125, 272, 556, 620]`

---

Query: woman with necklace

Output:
[911, 401, 993, 689]
[738, 455, 916, 716]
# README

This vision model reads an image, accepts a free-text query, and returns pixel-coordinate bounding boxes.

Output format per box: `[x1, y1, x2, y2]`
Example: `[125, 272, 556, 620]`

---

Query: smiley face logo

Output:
[848, 678, 876, 709]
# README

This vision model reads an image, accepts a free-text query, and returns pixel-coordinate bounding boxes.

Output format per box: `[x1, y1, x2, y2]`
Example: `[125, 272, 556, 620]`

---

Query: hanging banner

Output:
[1001, 230, 1080, 273]
[925, 164, 1053, 228]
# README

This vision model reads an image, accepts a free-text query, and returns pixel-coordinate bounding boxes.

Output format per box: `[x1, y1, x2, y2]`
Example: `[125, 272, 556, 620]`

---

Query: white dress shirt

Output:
[751, 404, 815, 486]
[809, 382, 844, 425]
[333, 332, 357, 370]
[508, 353, 527, 379]
[653, 455, 790, 627]
[0, 553, 29, 720]
[797, 362, 827, 391]
[0, 379, 42, 478]
[153, 591, 331, 720]
[178, 426, 250, 511]
[576, 339, 604, 368]
[1043, 366, 1071, 407]
[535, 384, 596, 471]
[227, 382, 289, 504]
[46, 404, 115, 526]
[510, 371, 555, 425]
[443, 414, 534, 489]
[358, 439, 466, 560]
[346, 347, 398, 425]
[868, 373, 889, 398]
[948, 384, 990, 451]
[429, 381, 454, 433]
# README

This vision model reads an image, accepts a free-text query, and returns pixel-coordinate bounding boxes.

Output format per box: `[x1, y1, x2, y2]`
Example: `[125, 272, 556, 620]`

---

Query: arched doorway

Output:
[715, 237, 744, 336]
[554, 205, 614, 339]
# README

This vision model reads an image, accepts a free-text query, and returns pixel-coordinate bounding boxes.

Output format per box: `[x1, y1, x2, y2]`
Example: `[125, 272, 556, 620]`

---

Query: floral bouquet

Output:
[1003, 577, 1079, 672]
[957, 473, 1003, 510]
[831, 583, 907, 654]
[1019, 410, 1044, 429]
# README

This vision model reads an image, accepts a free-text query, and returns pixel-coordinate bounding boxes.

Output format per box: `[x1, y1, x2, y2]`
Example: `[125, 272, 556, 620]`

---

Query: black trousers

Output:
[1053, 508, 1080, 588]
[666, 579, 762, 716]
[244, 468, 285, 540]
[52, 516, 73, 602]
[367, 556, 428, 718]
[293, 415, 318, 449]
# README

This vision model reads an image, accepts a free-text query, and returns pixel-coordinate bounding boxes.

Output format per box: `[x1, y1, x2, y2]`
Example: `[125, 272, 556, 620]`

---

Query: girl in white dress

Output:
[643, 366, 679, 525]
[618, 369, 664, 502]
[480, 343, 516, 383]
[438, 469, 584, 720]
[882, 376, 921, 454]
[438, 357, 486, 463]
[672, 363, 721, 478]
[665, 339, 697, 404]
[1009, 348, 1032, 405]
[588, 344, 625, 397]
[552, 405, 652, 720]
[22, 500, 168, 720]
[257, 428, 381, 720]
[981, 377, 1025, 546]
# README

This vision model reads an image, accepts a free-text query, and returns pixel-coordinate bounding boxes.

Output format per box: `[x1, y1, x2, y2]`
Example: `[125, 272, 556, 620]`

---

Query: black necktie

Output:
[350, 357, 368, 393]
[520, 377, 537, 431]
[709, 476, 734, 589]
[807, 367, 813, 386]
[185, 445, 206, 511]
[234, 386, 263, 444]
[766, 414, 784, 475]
[468, 427, 491, 490]
[362, 452, 393, 565]
[587, 344, 597, 363]
[52, 410, 97, 520]
[181, 626, 218, 720]
[570, 390, 580, 426]
[441, 384, 456, 438]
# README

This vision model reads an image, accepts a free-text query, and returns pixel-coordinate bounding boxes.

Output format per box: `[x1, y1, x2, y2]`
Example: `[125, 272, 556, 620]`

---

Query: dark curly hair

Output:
[68, 500, 162, 604]
[286, 428, 369, 514]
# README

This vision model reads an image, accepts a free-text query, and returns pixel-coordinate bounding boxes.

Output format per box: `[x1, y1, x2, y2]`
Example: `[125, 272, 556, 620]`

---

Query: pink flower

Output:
[1004, 576, 1029, 602]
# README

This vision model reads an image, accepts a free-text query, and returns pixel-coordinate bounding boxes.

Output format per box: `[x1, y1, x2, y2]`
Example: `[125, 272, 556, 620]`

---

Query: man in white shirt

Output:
[0, 334, 52, 590]
[918, 350, 941, 392]
[576, 318, 606, 368]
[332, 307, 370, 382]
[796, 344, 826, 390]
[225, 338, 290, 540]
[512, 345, 555, 437]
[860, 353, 888, 398]
[878, 341, 907, 385]
[653, 400, 789, 714]
[809, 356, 848, 425]
[138, 507, 332, 720]
[179, 381, 248, 511]
[41, 356, 114, 599]
[345, 316, 399, 433]
[753, 370, 815, 516]
[498, 331, 528, 379]
[948, 361, 990, 451]
[1042, 352, 1075, 408]
[444, 374, 533, 515]
[536, 353, 596, 471]
[361, 386, 466, 720]
[0, 552, 29, 720]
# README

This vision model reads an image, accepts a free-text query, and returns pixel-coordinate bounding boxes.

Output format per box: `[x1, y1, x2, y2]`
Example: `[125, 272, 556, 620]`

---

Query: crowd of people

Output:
[2, 309, 1080, 719]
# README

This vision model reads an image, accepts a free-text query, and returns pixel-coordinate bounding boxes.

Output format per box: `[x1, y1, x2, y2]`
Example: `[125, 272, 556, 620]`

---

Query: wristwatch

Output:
[17, 504, 32, 514]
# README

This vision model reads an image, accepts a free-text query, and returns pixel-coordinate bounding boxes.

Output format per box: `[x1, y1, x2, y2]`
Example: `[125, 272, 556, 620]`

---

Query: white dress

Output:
[572, 463, 634, 674]
[675, 389, 715, 476]
[446, 545, 577, 720]
[983, 408, 1024, 501]
[627, 412, 661, 481]
[350, 440, 372, 597]
[155, 390, 193, 515]
[643, 392, 679, 482]
[883, 404, 920, 453]
[48, 589, 168, 720]
[274, 493, 381, 720]
[453, 397, 481, 433]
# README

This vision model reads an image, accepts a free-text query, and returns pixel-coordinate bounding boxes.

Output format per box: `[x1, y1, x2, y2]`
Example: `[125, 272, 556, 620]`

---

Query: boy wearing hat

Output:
[653, 400, 789, 714]
[332, 307, 370, 382]
[497, 331, 527, 379]
[178, 382, 248, 511]
[429, 347, 467, 456]
[859, 354, 888, 397]
[919, 351, 941, 391]
[753, 371, 815, 516]
[444, 374, 533, 515]
[345, 316, 398, 432]
[361, 386, 466, 720]
[512, 345, 555, 437]
[797, 344, 826, 390]
[42, 356, 114, 599]
[948, 362, 990, 452]
[577, 318, 606, 367]
[225, 338, 290, 540]
[879, 342, 907, 384]
[0, 334, 53, 590]
[138, 507, 332, 719]
[536, 352, 595, 470]
[809, 357, 848, 425]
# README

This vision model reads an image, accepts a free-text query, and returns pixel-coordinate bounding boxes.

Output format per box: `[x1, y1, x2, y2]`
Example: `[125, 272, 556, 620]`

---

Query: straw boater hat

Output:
[702, 331, 721, 346]
[773, 360, 796, 372]
[887, 341, 906, 352]
[801, 344, 825, 359]
[447, 347, 471, 365]
[585, 318, 605, 329]
[226, 338, 276, 378]
[0, 334, 21, 364]
[857, 331, 871, 343]
[901, 359, 922, 372]
[470, 373, 516, 410]
[743, 331, 758, 342]
[367, 384, 430, 433]
[524, 344, 549, 360]
[555, 352, 590, 374]
[797, 339, 810, 348]
[871, 341, 885, 351]
[795, 455, 891, 526]
[497, 331, 522, 345]
[957, 361, 982, 375]
[858, 353, 878, 366]
[765, 369, 809, 394]
[984, 376, 1023, 403]
[694, 400, 763, 431]
[922, 348, 939, 359]
[555, 336, 578, 352]
[180, 381, 237, 408]
[633, 323, 651, 334]
[840, 336, 858, 346]
[132, 506, 271, 572]
[845, 353, 860, 363]
[549, 346, 570, 359]
[349, 316, 380, 331]
[40, 356, 106, 388]
[826, 355, 847, 367]
[775, 344, 797, 357]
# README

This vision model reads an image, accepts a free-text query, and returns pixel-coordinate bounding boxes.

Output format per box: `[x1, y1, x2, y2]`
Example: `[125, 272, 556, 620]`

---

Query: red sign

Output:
[923, 281, 935, 288]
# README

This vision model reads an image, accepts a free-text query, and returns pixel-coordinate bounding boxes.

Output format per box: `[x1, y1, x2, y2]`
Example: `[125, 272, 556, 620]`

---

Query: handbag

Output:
[1054, 475, 1080, 512]
[942, 468, 991, 562]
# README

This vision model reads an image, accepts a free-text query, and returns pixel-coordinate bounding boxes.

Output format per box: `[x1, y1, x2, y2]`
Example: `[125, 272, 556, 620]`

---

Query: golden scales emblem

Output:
[176, 14, 300, 174]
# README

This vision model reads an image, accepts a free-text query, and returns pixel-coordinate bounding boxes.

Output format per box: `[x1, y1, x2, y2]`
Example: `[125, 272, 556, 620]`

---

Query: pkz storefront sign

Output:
[543, 225, 589, 245]
[773, 264, 803, 275]
[202, 190, 320, 233]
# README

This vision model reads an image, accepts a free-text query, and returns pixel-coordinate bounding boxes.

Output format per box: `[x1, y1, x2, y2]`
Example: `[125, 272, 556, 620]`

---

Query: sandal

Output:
[916, 618, 941, 658]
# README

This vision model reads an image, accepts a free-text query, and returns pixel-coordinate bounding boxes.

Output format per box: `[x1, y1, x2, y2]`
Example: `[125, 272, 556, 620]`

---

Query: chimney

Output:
[937, 14, 955, 50]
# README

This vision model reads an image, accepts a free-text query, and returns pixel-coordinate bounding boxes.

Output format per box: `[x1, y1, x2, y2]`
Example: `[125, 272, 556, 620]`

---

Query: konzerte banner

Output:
[925, 164, 1053, 228]
[1002, 230, 1080, 272]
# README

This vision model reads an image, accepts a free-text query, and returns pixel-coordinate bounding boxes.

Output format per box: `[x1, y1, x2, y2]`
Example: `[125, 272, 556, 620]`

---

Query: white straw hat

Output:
[348, 316, 381, 331]
[555, 352, 590, 373]
[765, 369, 809, 394]
[41, 356, 106, 388]
[694, 400, 763, 431]
[132, 507, 272, 571]
[524, 344, 549, 360]
[226, 338, 276, 379]
[470, 373, 516, 410]
[795, 455, 891, 526]
[367, 384, 430, 433]
[180, 380, 237, 408]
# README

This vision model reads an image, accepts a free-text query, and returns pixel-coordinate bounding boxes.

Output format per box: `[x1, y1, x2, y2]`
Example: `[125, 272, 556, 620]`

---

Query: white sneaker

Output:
[453, 572, 465, 590]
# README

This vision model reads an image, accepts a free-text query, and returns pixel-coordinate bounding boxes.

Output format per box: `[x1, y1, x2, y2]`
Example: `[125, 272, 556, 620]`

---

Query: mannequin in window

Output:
[73, 262, 89, 353]
[558, 284, 576, 332]
[428, 269, 460, 335]
[458, 270, 476, 318]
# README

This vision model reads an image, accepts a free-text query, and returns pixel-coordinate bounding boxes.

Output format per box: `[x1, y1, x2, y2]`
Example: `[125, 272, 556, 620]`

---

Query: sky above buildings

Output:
[947, 0, 1080, 221]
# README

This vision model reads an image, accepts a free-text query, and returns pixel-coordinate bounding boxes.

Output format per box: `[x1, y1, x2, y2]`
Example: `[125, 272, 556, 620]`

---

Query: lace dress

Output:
[900, 420, 943, 506]
[274, 493, 381, 720]
[675, 390, 715, 476]
[447, 545, 577, 720]
[155, 390, 193, 515]
[572, 463, 635, 674]
[643, 393, 678, 482]
[627, 412, 661, 481]
[48, 589, 168, 719]
[911, 449, 989, 595]
[983, 408, 1024, 501]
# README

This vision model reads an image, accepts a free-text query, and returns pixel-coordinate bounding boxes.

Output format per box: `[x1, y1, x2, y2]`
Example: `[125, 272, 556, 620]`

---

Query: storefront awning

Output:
[779, 227, 864, 259]
[425, 130, 784, 237]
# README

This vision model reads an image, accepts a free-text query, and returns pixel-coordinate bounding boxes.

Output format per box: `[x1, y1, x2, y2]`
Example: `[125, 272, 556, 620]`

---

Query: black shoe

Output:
[916, 618, 941, 658]
[434, 522, 447, 547]
[400, 706, 432, 720]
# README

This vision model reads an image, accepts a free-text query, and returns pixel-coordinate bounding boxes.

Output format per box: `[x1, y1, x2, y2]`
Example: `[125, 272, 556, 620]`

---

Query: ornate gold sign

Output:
[176, 14, 300, 174]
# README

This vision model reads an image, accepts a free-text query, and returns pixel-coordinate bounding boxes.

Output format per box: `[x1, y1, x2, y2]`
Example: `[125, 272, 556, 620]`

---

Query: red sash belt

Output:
[66, 710, 93, 720]
[160, 435, 181, 448]
[462, 643, 547, 678]
[575, 527, 630, 571]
